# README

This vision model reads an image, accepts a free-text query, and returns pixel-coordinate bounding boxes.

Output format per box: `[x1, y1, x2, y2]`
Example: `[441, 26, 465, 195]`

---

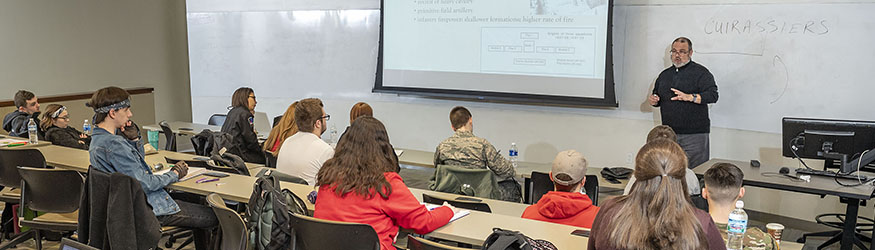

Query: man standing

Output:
[703, 163, 777, 250]
[434, 106, 520, 202]
[649, 37, 718, 169]
[3, 90, 42, 138]
[276, 98, 334, 186]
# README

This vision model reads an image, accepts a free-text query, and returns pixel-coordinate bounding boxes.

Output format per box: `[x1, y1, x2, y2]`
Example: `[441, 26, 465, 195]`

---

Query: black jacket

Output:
[220, 106, 265, 164]
[652, 61, 719, 134]
[45, 125, 90, 150]
[78, 168, 161, 250]
[2, 111, 44, 139]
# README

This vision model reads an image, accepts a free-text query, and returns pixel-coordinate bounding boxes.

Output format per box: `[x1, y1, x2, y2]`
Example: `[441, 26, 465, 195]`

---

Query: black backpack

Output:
[482, 228, 557, 250]
[247, 175, 309, 250]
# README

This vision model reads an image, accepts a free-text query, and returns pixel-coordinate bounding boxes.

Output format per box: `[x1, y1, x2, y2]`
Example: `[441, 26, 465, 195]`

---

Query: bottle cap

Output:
[511, 142, 516, 145]
[736, 200, 744, 209]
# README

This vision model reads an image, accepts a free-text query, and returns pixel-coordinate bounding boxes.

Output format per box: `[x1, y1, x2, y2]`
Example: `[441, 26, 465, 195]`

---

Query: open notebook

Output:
[423, 203, 470, 222]
[154, 167, 207, 181]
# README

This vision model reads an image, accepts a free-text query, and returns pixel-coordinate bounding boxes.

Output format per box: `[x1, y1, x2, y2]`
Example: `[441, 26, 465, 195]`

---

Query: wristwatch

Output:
[691, 94, 698, 103]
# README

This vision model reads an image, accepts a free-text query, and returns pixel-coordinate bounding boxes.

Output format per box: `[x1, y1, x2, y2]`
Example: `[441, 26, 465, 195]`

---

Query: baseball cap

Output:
[551, 150, 587, 186]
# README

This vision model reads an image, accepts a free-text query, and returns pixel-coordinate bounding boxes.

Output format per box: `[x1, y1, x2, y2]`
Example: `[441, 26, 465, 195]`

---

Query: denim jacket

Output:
[89, 127, 180, 216]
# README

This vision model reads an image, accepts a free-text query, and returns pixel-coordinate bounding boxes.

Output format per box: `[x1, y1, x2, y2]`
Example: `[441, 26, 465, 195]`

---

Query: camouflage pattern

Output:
[715, 222, 778, 250]
[435, 130, 521, 201]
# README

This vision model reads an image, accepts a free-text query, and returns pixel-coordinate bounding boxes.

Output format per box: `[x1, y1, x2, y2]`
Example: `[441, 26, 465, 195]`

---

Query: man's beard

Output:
[673, 59, 690, 68]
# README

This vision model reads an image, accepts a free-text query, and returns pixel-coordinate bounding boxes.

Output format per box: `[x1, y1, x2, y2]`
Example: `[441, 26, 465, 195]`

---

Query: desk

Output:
[694, 159, 875, 250]
[143, 121, 266, 140]
[35, 145, 263, 172]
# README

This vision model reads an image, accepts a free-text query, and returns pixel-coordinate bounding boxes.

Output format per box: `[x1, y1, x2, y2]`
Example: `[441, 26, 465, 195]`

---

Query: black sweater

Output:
[45, 125, 90, 150]
[652, 61, 719, 134]
[221, 106, 265, 164]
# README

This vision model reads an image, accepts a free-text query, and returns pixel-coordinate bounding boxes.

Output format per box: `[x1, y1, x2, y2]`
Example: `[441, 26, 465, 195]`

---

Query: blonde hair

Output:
[40, 104, 64, 131]
[263, 101, 299, 155]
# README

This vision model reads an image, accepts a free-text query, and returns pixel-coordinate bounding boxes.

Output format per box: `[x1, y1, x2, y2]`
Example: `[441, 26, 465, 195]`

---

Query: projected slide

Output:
[378, 0, 612, 103]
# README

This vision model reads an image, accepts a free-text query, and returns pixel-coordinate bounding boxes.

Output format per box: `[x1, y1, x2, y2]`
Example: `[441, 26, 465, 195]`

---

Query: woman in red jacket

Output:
[314, 116, 458, 250]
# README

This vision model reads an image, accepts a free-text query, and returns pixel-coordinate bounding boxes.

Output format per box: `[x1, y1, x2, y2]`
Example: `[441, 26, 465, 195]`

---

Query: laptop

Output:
[253, 111, 272, 140]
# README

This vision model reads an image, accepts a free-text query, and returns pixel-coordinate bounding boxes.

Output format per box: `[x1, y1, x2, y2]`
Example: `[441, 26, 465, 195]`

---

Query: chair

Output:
[158, 121, 177, 152]
[255, 168, 308, 185]
[797, 202, 874, 249]
[57, 237, 99, 250]
[273, 115, 283, 127]
[429, 165, 502, 200]
[164, 157, 211, 168]
[15, 167, 83, 250]
[0, 149, 45, 246]
[407, 235, 471, 250]
[264, 150, 278, 169]
[530, 172, 599, 206]
[206, 193, 248, 250]
[289, 213, 380, 250]
[422, 193, 491, 213]
[208, 114, 227, 126]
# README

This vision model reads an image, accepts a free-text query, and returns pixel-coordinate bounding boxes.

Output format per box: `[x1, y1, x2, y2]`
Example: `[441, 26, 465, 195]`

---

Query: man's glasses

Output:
[321, 115, 331, 121]
[670, 50, 689, 55]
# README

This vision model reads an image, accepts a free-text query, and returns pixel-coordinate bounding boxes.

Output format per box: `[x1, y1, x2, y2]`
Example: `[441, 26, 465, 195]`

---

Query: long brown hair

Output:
[316, 116, 397, 199]
[40, 104, 64, 131]
[263, 101, 299, 155]
[349, 102, 373, 123]
[229, 87, 253, 110]
[607, 139, 709, 250]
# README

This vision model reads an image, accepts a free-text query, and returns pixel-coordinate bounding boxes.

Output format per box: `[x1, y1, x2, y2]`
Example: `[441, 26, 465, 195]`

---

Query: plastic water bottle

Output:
[83, 120, 91, 135]
[329, 124, 338, 144]
[509, 143, 519, 168]
[27, 119, 38, 144]
[727, 200, 748, 250]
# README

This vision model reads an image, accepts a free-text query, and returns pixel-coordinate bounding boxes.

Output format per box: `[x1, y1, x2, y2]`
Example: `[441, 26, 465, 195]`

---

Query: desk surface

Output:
[144, 121, 266, 140]
[694, 159, 875, 200]
[397, 148, 627, 191]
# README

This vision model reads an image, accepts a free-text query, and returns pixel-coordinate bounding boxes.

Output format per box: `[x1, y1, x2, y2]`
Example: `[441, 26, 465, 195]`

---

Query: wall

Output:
[186, 0, 875, 222]
[0, 92, 157, 133]
[0, 0, 191, 123]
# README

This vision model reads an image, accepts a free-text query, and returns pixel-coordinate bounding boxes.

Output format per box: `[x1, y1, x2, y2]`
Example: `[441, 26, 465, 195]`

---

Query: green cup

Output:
[147, 130, 159, 149]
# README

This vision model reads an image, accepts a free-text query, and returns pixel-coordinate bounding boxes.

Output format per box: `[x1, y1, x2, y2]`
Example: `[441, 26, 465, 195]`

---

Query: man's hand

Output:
[649, 94, 660, 106]
[670, 88, 694, 102]
[172, 161, 189, 179]
[120, 120, 141, 140]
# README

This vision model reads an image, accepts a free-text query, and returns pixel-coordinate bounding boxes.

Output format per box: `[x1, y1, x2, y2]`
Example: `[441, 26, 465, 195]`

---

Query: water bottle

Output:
[509, 143, 519, 168]
[329, 124, 338, 144]
[83, 120, 91, 135]
[727, 200, 748, 250]
[27, 119, 38, 144]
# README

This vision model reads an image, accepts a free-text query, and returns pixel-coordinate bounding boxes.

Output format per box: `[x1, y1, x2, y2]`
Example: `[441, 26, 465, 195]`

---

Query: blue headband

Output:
[93, 99, 131, 114]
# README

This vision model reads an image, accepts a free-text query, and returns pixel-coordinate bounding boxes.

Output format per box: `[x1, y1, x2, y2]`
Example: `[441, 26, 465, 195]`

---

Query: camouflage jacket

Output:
[434, 130, 516, 180]
[715, 222, 777, 250]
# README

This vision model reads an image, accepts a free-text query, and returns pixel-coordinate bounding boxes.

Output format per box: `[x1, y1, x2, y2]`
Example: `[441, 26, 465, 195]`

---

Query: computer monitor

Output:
[782, 117, 875, 174]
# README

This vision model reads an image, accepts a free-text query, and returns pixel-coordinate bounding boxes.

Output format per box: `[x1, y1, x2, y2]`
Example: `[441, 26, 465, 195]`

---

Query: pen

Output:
[197, 178, 220, 184]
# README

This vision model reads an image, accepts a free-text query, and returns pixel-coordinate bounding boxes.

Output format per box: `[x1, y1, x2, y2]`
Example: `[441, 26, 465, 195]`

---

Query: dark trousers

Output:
[157, 200, 219, 250]
[678, 133, 710, 169]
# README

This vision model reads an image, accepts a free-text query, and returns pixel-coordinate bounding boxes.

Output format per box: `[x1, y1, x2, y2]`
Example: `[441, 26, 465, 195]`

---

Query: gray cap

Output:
[551, 150, 588, 186]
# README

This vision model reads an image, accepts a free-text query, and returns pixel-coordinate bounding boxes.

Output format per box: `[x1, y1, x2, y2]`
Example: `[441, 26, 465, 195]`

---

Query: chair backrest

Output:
[530, 171, 552, 204]
[272, 115, 283, 128]
[18, 167, 83, 213]
[429, 165, 502, 200]
[206, 193, 248, 250]
[158, 121, 177, 151]
[164, 157, 211, 168]
[289, 213, 380, 250]
[58, 237, 100, 250]
[583, 175, 599, 206]
[256, 168, 308, 185]
[531, 172, 599, 206]
[422, 193, 491, 213]
[407, 235, 470, 250]
[264, 150, 278, 169]
[208, 114, 227, 126]
[0, 148, 46, 188]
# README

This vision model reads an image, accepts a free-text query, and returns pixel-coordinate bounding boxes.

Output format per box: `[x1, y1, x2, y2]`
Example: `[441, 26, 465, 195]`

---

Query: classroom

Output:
[0, 0, 873, 249]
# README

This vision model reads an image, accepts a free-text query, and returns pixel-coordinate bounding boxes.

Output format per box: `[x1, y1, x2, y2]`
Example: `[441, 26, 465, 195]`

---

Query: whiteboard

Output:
[186, 2, 875, 134]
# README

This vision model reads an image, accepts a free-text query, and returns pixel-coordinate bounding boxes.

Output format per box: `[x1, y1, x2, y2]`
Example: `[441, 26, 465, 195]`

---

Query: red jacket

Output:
[314, 172, 453, 250]
[521, 191, 600, 228]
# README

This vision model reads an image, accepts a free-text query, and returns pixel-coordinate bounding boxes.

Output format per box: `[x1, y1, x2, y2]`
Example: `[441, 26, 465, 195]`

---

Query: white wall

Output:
[187, 0, 875, 221]
[0, 0, 191, 123]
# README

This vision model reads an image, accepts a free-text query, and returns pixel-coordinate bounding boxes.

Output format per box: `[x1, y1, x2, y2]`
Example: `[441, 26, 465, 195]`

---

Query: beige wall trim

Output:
[0, 87, 154, 108]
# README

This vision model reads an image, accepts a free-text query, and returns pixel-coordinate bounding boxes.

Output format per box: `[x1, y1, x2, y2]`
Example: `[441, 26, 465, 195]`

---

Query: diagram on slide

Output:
[530, 0, 606, 15]
[480, 27, 596, 77]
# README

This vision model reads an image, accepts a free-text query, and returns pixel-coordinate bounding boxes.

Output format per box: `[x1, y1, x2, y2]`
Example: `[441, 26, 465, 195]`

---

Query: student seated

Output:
[588, 139, 725, 250]
[314, 116, 457, 250]
[704, 163, 777, 250]
[41, 104, 90, 149]
[521, 150, 600, 228]
[262, 101, 299, 156]
[624, 125, 701, 196]
[220, 87, 265, 164]
[2, 90, 43, 138]
[276, 98, 333, 185]
[434, 106, 520, 202]
[86, 87, 217, 250]
[340, 102, 401, 173]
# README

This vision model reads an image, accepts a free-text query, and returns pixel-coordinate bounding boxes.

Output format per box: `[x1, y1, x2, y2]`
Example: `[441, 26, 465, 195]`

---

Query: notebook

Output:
[423, 203, 470, 222]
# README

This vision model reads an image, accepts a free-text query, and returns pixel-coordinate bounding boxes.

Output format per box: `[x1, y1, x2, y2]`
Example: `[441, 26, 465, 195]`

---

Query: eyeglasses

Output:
[321, 115, 331, 121]
[670, 50, 689, 55]
[248, 95, 256, 101]
[57, 116, 70, 121]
